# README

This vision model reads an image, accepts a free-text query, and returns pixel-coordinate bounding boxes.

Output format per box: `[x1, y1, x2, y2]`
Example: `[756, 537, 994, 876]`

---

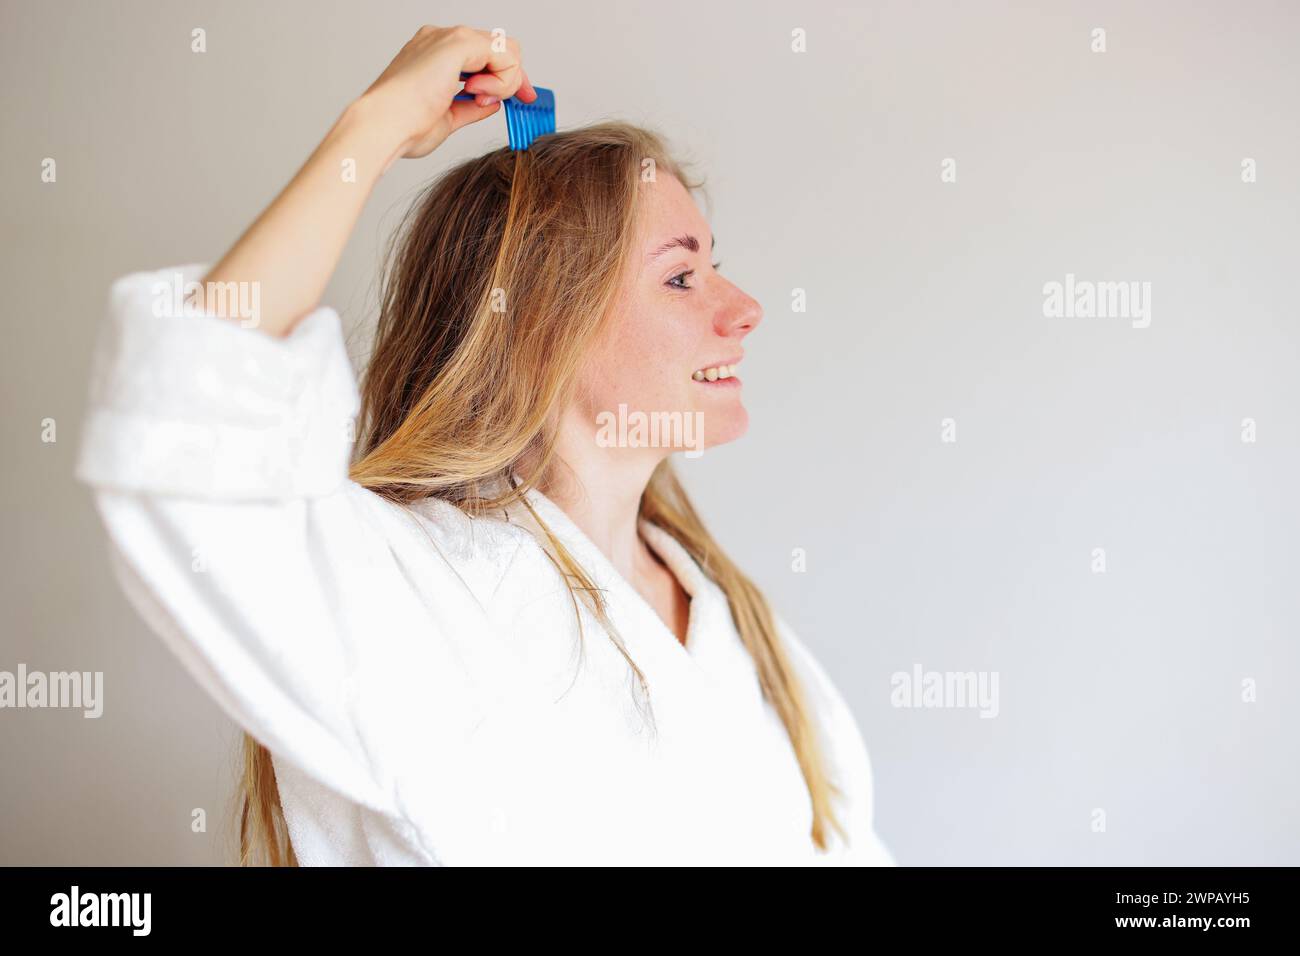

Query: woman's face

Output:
[573, 174, 764, 459]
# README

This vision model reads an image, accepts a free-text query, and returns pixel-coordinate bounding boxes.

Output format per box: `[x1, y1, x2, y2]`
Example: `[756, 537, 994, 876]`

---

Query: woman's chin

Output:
[699, 406, 749, 451]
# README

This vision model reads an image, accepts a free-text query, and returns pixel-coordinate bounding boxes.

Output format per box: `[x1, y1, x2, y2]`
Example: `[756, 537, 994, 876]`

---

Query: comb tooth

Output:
[500, 86, 554, 150]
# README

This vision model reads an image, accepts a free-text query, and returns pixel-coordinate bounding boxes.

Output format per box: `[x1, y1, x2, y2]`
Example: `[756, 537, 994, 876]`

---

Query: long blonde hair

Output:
[237, 121, 844, 865]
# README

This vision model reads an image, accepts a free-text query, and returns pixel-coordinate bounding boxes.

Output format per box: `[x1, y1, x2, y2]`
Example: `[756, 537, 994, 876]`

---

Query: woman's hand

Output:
[361, 24, 537, 163]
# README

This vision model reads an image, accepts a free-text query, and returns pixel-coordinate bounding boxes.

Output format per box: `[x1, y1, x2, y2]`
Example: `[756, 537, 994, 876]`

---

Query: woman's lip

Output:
[697, 357, 743, 371]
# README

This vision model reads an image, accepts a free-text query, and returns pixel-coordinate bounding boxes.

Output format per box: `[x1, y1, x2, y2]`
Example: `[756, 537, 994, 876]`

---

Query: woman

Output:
[76, 24, 895, 866]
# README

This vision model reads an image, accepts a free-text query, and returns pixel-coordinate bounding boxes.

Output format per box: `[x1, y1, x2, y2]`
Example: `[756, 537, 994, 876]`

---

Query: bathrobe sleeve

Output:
[74, 262, 400, 816]
[775, 614, 898, 866]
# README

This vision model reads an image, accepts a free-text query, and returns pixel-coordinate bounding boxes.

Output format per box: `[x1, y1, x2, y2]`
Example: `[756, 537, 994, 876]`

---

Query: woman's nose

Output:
[720, 288, 763, 337]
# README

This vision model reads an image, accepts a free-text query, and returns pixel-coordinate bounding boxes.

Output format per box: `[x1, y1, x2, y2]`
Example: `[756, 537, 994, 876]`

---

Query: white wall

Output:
[2, 0, 1296, 864]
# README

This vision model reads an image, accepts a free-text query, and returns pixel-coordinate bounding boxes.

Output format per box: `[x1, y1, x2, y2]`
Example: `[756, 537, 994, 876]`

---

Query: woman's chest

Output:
[398, 679, 816, 864]
[379, 596, 817, 864]
[346, 518, 822, 864]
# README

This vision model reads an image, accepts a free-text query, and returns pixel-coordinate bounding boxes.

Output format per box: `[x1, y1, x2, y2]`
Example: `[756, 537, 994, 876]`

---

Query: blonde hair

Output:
[237, 121, 844, 865]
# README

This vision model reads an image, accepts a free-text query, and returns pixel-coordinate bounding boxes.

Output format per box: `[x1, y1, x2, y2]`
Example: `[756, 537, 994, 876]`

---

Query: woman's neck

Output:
[537, 413, 668, 585]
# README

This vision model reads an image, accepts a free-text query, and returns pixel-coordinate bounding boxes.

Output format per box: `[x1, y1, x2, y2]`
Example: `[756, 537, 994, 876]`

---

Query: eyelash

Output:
[666, 262, 723, 291]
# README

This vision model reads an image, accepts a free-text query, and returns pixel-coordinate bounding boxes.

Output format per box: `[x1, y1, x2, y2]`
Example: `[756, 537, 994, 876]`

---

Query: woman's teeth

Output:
[692, 364, 735, 382]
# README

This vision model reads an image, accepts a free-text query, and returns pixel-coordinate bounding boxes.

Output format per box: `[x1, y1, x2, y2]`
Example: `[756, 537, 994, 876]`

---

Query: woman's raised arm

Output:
[195, 24, 535, 338]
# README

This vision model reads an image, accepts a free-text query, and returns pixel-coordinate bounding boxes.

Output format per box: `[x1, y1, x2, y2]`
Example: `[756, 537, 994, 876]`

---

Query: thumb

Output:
[446, 97, 502, 134]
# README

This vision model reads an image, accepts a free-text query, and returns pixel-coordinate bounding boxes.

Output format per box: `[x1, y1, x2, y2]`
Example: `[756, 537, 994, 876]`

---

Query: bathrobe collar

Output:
[506, 483, 730, 674]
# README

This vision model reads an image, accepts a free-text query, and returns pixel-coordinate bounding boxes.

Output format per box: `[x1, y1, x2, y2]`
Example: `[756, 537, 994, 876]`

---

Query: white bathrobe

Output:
[74, 262, 896, 867]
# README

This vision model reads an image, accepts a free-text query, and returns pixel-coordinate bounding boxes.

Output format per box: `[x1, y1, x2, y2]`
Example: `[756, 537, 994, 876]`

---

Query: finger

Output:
[461, 70, 524, 102]
[458, 33, 533, 102]
[461, 89, 502, 107]
[461, 72, 535, 104]
[453, 70, 503, 106]
[445, 98, 501, 134]
[474, 65, 536, 102]
[516, 66, 538, 103]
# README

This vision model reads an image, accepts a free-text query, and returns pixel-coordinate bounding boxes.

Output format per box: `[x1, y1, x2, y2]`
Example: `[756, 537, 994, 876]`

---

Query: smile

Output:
[691, 361, 741, 384]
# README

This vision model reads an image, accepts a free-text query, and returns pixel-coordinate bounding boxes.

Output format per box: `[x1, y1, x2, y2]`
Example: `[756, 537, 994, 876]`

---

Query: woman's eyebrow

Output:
[647, 234, 716, 260]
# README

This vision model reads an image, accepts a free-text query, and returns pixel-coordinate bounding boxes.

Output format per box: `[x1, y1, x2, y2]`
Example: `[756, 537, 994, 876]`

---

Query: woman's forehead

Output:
[637, 176, 711, 253]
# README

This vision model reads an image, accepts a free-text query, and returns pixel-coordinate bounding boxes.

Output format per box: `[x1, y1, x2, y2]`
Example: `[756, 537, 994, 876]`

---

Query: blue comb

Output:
[454, 72, 555, 151]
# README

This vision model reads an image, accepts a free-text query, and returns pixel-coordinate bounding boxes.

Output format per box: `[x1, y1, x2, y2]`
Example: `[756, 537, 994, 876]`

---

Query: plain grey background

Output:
[2, 0, 1297, 864]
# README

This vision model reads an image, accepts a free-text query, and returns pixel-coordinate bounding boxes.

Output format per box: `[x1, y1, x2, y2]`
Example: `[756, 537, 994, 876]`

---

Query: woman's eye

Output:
[667, 263, 722, 291]
[666, 269, 695, 290]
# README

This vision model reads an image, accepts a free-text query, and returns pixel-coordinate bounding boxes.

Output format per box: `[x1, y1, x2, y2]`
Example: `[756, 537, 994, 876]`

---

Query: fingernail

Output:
[480, 95, 500, 106]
